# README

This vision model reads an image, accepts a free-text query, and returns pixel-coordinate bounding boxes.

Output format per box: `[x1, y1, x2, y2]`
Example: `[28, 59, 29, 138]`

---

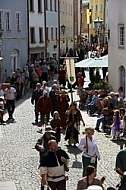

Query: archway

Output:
[119, 65, 125, 94]
[11, 49, 19, 71]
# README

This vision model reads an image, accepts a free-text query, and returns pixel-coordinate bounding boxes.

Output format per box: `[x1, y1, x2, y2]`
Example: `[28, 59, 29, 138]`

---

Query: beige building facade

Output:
[59, 0, 74, 53]
[108, 0, 126, 94]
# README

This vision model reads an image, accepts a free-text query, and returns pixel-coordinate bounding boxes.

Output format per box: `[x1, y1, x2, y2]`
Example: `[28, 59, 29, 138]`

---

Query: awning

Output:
[75, 55, 108, 68]
[0, 57, 3, 61]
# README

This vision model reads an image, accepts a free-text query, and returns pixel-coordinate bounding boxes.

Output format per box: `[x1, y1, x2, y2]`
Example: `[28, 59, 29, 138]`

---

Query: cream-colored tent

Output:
[75, 55, 108, 68]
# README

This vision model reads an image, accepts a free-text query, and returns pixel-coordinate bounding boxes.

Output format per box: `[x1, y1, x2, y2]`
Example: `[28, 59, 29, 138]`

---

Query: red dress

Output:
[36, 96, 52, 114]
[58, 95, 70, 127]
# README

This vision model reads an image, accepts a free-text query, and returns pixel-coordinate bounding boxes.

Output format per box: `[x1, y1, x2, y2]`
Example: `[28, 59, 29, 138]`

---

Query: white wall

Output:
[29, 0, 45, 48]
[108, 0, 126, 93]
[46, 0, 59, 58]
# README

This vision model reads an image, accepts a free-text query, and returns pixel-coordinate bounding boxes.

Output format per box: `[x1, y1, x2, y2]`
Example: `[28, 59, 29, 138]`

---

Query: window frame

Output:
[46, 27, 49, 40]
[38, 0, 42, 13]
[50, 0, 53, 11]
[16, 12, 21, 31]
[30, 27, 36, 43]
[95, 4, 98, 12]
[55, 27, 57, 40]
[0, 10, 4, 30]
[30, 0, 34, 12]
[5, 11, 11, 31]
[51, 27, 53, 40]
[118, 24, 125, 49]
[54, 0, 57, 12]
[39, 27, 44, 43]
[46, 0, 48, 11]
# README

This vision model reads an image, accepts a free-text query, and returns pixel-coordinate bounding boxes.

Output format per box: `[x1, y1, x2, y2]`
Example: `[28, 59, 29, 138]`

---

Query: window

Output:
[30, 0, 34, 11]
[118, 24, 125, 48]
[46, 27, 49, 39]
[5, 12, 11, 30]
[95, 5, 98, 12]
[91, 5, 93, 12]
[54, 0, 57, 11]
[30, 27, 36, 43]
[46, 0, 48, 10]
[100, 4, 103, 12]
[0, 11, 3, 30]
[16, 13, 21, 31]
[39, 28, 44, 43]
[51, 27, 53, 40]
[38, 0, 42, 12]
[50, 0, 52, 11]
[55, 27, 57, 40]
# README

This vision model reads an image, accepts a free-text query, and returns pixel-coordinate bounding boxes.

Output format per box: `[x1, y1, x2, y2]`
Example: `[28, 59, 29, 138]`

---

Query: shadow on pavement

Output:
[65, 145, 82, 168]
[65, 144, 81, 154]
[110, 139, 125, 147]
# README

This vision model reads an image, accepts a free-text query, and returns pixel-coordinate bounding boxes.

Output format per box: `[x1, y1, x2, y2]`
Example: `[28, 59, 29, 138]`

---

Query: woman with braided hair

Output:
[77, 165, 104, 190]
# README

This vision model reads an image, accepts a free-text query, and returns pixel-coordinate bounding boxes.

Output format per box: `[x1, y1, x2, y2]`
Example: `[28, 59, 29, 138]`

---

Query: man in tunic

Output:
[40, 140, 69, 190]
[31, 83, 43, 123]
[36, 90, 52, 127]
[35, 126, 56, 190]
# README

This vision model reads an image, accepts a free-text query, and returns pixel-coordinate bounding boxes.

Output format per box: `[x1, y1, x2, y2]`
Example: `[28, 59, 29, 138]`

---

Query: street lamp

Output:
[61, 24, 66, 36]
[61, 24, 68, 53]
[93, 17, 103, 46]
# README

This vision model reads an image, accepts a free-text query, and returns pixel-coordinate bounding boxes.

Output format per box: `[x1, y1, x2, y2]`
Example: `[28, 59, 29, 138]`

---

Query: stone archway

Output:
[11, 49, 19, 72]
[119, 65, 125, 94]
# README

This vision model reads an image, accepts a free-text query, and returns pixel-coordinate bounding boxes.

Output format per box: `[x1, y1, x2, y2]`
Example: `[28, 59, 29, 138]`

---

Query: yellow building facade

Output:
[59, 0, 74, 53]
[89, 0, 106, 46]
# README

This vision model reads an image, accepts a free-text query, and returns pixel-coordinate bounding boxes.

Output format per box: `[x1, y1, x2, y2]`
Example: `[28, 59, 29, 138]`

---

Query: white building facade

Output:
[0, 0, 28, 78]
[45, 0, 59, 59]
[29, 0, 45, 60]
[60, 0, 74, 53]
[108, 0, 126, 94]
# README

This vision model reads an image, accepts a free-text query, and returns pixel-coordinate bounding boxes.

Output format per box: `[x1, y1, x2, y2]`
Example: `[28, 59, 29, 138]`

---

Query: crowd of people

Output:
[0, 47, 126, 190]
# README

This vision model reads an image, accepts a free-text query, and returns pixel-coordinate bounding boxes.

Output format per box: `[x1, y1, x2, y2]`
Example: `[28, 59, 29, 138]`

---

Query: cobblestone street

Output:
[0, 87, 122, 190]
[0, 70, 122, 190]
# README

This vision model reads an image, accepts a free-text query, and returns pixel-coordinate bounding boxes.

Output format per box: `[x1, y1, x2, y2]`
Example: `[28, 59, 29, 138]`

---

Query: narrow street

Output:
[0, 81, 122, 189]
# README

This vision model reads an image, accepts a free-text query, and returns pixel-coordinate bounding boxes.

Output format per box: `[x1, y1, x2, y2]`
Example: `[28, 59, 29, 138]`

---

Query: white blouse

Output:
[78, 135, 100, 159]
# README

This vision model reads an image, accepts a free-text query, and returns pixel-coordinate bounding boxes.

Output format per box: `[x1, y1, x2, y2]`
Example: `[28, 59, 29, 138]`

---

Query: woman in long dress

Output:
[65, 102, 85, 145]
[58, 90, 70, 128]
[50, 111, 61, 143]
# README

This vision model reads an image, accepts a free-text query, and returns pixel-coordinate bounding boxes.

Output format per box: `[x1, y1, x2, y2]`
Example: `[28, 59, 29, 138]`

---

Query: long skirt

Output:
[65, 124, 79, 144]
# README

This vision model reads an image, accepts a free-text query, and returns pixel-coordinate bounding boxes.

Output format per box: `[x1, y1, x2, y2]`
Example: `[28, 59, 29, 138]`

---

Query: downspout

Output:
[27, 0, 30, 60]
[44, 0, 47, 59]
[58, 0, 60, 64]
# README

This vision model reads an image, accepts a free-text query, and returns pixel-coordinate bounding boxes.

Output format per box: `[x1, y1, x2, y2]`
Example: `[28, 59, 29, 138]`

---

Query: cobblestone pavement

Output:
[0, 77, 123, 190]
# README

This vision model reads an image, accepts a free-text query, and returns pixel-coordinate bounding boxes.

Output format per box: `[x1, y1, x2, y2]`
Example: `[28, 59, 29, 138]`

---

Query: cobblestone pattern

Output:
[0, 90, 122, 190]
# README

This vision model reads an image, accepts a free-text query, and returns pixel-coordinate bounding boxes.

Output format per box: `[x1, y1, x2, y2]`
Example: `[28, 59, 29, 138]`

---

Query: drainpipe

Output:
[44, 0, 47, 59]
[58, 0, 60, 64]
[27, 0, 30, 60]
[73, 0, 75, 54]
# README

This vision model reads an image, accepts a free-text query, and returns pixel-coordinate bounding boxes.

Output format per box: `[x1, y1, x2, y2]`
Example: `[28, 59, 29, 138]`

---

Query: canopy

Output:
[0, 57, 3, 61]
[75, 55, 108, 68]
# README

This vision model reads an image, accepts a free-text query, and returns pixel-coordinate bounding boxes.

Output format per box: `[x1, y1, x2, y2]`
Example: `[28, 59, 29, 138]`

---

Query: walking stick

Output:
[32, 171, 52, 190]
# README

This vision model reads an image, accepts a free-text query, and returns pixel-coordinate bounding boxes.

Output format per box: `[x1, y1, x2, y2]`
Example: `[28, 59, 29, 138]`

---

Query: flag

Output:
[66, 59, 76, 85]
[86, 9, 92, 24]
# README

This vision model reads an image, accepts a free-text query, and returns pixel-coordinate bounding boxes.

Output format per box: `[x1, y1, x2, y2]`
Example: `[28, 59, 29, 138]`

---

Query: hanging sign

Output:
[66, 59, 76, 85]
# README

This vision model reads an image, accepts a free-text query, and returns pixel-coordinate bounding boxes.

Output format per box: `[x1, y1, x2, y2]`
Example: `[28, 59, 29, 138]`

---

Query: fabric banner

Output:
[66, 59, 76, 85]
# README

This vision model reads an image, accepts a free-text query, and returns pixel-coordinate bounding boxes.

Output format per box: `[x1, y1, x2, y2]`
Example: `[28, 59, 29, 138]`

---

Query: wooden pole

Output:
[70, 84, 73, 103]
